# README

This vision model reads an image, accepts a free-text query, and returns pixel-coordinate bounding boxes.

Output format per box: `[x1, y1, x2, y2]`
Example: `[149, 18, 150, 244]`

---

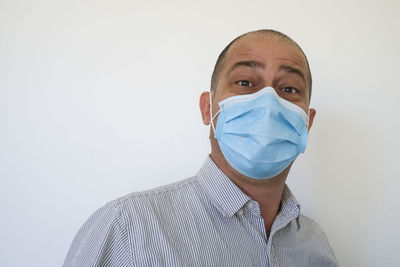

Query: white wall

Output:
[1, 0, 399, 266]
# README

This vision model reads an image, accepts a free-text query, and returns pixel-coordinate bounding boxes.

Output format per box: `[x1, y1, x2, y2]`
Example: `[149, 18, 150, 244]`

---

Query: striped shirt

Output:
[64, 156, 338, 267]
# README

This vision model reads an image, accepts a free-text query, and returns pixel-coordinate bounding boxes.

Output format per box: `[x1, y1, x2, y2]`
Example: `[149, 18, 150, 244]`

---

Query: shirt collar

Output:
[196, 156, 250, 217]
[196, 156, 302, 229]
[271, 185, 302, 234]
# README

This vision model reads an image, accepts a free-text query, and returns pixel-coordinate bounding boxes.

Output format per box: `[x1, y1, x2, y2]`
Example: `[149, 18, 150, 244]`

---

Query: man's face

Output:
[199, 34, 316, 181]
[213, 35, 311, 113]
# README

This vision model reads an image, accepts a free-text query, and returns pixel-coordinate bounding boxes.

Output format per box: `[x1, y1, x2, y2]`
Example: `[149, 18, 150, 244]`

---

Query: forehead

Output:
[224, 35, 308, 72]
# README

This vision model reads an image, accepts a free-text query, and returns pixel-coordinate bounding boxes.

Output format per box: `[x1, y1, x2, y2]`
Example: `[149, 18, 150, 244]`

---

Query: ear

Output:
[199, 91, 211, 125]
[307, 108, 316, 131]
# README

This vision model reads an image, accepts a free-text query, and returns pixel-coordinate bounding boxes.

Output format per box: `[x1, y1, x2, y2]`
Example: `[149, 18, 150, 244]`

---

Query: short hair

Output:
[210, 30, 312, 100]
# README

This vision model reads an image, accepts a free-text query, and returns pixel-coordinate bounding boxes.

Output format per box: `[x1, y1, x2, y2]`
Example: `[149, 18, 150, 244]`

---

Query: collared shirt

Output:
[64, 156, 339, 267]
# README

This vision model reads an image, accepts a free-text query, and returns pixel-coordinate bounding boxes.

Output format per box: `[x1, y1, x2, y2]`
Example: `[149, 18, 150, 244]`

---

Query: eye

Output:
[281, 87, 298, 94]
[237, 80, 253, 87]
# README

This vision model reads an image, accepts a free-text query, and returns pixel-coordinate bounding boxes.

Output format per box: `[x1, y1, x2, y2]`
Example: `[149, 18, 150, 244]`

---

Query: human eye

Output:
[237, 80, 253, 87]
[280, 87, 298, 94]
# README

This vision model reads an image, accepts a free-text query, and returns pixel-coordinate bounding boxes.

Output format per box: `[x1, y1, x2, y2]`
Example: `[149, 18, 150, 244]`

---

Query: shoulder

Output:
[298, 214, 338, 263]
[78, 176, 199, 227]
[298, 214, 324, 231]
[94, 175, 198, 220]
[297, 214, 330, 240]
[112, 175, 198, 210]
[85, 176, 201, 233]
[276, 213, 332, 244]
[64, 198, 131, 266]
[272, 214, 339, 266]
[64, 176, 198, 266]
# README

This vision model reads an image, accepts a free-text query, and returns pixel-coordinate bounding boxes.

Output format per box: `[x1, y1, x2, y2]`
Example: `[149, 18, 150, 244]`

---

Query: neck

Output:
[210, 148, 290, 236]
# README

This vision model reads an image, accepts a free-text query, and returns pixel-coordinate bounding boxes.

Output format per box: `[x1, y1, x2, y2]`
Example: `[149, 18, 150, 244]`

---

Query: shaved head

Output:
[210, 30, 312, 99]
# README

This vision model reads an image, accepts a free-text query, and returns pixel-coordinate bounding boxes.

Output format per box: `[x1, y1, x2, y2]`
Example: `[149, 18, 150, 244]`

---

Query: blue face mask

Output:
[210, 87, 309, 180]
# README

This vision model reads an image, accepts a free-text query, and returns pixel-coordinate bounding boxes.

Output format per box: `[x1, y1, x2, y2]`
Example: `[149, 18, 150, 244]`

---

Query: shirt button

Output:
[237, 209, 243, 216]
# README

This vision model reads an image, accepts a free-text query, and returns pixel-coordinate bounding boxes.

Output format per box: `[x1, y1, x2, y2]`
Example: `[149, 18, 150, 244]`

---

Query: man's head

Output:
[199, 29, 316, 182]
[210, 30, 312, 103]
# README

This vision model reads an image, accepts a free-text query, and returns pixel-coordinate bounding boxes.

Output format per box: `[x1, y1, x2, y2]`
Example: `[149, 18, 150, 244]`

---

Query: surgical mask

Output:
[210, 87, 309, 179]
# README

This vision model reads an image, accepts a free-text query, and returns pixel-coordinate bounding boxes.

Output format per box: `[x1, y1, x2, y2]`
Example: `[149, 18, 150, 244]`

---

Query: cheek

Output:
[213, 91, 234, 109]
[211, 94, 222, 116]
[299, 104, 309, 114]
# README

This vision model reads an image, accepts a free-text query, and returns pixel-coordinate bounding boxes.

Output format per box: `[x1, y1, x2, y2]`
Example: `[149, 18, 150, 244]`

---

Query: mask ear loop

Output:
[209, 92, 221, 133]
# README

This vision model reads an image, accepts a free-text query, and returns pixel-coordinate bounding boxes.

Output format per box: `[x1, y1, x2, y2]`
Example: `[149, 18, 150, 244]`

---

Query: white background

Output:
[1, 0, 399, 266]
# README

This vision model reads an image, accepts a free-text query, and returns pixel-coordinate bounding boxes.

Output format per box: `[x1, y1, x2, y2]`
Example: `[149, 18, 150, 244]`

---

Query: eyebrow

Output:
[279, 65, 306, 84]
[227, 60, 307, 85]
[227, 60, 265, 75]
[228, 60, 306, 81]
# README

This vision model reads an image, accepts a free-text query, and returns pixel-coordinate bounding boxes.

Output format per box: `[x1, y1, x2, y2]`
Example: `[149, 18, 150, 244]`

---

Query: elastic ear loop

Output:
[306, 109, 311, 131]
[209, 92, 221, 133]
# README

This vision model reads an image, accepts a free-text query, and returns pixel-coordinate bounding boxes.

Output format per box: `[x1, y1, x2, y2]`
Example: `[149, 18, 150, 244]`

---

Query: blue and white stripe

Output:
[64, 156, 338, 267]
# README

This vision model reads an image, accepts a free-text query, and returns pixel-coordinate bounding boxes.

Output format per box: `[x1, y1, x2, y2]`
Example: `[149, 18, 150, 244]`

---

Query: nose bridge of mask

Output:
[210, 87, 309, 131]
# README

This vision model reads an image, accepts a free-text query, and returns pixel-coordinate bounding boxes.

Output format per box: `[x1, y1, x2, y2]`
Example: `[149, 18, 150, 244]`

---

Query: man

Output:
[64, 30, 338, 267]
